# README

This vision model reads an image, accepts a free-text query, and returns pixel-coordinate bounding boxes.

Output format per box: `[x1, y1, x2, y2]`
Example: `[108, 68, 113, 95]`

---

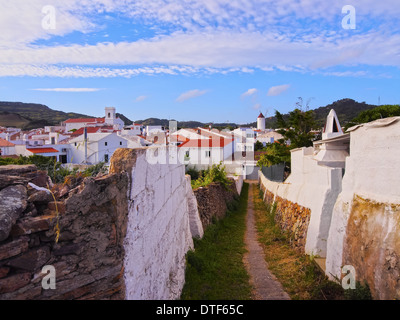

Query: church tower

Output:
[105, 107, 116, 125]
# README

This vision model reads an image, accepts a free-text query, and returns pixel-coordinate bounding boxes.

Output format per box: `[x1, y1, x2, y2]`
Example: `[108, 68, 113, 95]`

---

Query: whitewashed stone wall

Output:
[122, 147, 197, 300]
[229, 174, 244, 196]
[259, 147, 343, 257]
[326, 117, 400, 289]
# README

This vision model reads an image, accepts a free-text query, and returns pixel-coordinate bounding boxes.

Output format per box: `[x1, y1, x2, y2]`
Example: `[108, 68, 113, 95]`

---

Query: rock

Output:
[0, 237, 29, 261]
[7, 246, 51, 272]
[47, 202, 66, 215]
[0, 165, 37, 176]
[0, 175, 30, 190]
[0, 272, 31, 294]
[30, 170, 51, 188]
[0, 185, 28, 241]
[10, 215, 54, 237]
[28, 190, 53, 204]
[0, 267, 10, 279]
[53, 243, 82, 256]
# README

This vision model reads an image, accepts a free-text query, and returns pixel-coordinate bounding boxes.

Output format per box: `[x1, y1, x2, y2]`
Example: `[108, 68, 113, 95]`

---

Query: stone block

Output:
[0, 175, 29, 190]
[0, 185, 28, 241]
[10, 215, 54, 236]
[7, 246, 51, 272]
[28, 190, 53, 204]
[0, 267, 10, 279]
[0, 272, 31, 294]
[0, 237, 29, 261]
[47, 201, 66, 215]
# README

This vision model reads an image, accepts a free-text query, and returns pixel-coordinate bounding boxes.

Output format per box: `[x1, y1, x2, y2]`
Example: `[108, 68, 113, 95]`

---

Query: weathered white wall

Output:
[123, 147, 197, 300]
[326, 117, 400, 282]
[259, 147, 343, 257]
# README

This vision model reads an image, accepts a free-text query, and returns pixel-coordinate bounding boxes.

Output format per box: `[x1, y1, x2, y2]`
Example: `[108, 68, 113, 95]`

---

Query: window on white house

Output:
[120, 141, 122, 146]
[205, 151, 211, 158]
[104, 154, 109, 162]
[185, 151, 190, 157]
[105, 142, 108, 146]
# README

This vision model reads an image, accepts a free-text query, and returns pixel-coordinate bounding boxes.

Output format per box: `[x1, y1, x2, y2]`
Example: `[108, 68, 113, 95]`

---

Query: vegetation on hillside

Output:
[0, 101, 134, 128]
[246, 99, 378, 129]
[344, 104, 400, 130]
[181, 183, 252, 300]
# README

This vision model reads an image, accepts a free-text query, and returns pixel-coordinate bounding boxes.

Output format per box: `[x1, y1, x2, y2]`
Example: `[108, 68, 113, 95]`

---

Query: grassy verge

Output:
[180, 183, 252, 300]
[253, 184, 345, 300]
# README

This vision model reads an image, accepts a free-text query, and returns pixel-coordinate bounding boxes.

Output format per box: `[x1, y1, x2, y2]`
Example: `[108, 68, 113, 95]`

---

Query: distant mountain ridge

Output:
[246, 99, 379, 129]
[0, 98, 382, 130]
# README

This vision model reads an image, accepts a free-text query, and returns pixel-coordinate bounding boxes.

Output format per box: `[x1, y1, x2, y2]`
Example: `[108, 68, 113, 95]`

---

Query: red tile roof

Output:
[178, 137, 233, 148]
[64, 117, 105, 124]
[258, 112, 265, 119]
[27, 148, 59, 154]
[0, 138, 15, 147]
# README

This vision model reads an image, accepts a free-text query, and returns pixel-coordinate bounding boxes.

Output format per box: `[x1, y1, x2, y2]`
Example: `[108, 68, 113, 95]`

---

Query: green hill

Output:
[0, 101, 134, 129]
[0, 101, 91, 129]
[0, 98, 389, 131]
[246, 99, 379, 129]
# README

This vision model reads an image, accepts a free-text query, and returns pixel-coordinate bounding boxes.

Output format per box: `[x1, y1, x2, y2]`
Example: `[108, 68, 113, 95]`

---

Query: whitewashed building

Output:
[68, 132, 129, 164]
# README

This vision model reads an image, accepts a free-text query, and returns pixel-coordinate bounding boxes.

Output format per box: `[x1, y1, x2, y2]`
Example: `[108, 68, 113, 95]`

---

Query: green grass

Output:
[180, 183, 252, 300]
[253, 184, 345, 300]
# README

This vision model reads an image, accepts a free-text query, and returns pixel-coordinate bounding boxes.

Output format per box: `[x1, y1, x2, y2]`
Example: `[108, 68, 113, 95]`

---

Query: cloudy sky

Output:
[0, 0, 398, 123]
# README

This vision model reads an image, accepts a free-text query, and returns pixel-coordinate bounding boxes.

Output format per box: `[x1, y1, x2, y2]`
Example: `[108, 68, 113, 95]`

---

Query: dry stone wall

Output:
[0, 165, 128, 300]
[193, 179, 239, 229]
[0, 145, 240, 300]
[260, 183, 311, 252]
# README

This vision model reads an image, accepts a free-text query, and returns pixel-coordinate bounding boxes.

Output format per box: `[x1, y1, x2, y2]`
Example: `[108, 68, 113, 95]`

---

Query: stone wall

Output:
[326, 117, 400, 299]
[193, 178, 239, 229]
[260, 185, 311, 252]
[258, 148, 343, 257]
[0, 165, 128, 300]
[111, 147, 197, 300]
[0, 146, 204, 300]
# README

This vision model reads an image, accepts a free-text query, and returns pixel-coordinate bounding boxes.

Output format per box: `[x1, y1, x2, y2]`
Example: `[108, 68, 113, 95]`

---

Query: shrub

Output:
[191, 162, 231, 190]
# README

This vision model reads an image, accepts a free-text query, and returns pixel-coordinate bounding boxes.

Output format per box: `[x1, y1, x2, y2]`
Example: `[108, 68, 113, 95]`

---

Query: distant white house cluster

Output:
[0, 108, 282, 176]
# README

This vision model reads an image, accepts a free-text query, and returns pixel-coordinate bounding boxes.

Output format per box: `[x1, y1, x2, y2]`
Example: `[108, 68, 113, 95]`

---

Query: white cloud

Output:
[31, 87, 102, 92]
[0, 0, 400, 78]
[176, 89, 207, 102]
[241, 88, 258, 98]
[135, 95, 147, 102]
[253, 103, 262, 110]
[267, 84, 290, 96]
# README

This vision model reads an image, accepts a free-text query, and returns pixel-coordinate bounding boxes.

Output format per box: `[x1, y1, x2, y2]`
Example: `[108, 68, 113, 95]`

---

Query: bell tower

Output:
[105, 107, 116, 125]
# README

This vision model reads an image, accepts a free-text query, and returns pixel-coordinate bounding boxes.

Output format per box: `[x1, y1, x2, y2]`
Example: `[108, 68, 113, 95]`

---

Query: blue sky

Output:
[0, 0, 399, 124]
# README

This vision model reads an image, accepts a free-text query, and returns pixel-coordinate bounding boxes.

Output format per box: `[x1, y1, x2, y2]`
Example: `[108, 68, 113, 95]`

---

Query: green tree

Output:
[256, 140, 291, 168]
[254, 140, 264, 151]
[345, 104, 400, 130]
[276, 106, 317, 149]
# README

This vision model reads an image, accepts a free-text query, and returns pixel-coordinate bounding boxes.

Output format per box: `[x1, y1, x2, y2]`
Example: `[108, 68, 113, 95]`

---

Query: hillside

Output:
[248, 99, 379, 129]
[135, 118, 237, 129]
[0, 98, 385, 131]
[0, 101, 91, 129]
[0, 102, 134, 129]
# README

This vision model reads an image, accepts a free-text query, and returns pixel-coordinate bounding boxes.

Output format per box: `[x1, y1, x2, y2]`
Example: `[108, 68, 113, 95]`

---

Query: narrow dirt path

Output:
[243, 181, 290, 300]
